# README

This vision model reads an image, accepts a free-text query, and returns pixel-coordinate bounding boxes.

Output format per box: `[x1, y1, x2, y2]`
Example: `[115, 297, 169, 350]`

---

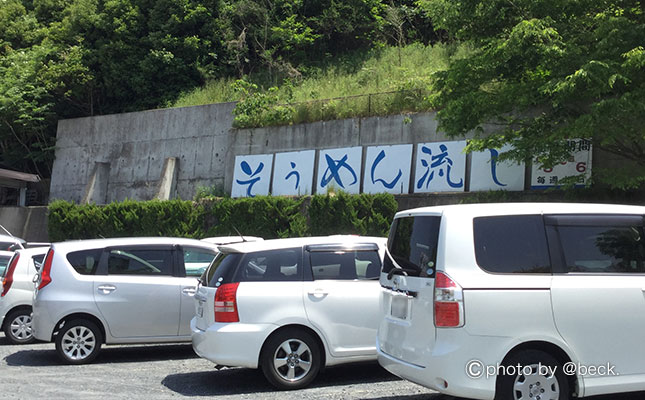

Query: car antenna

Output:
[0, 224, 14, 237]
[232, 226, 247, 242]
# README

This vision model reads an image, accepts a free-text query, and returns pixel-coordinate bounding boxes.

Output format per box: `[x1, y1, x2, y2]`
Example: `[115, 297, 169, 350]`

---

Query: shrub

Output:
[48, 193, 398, 242]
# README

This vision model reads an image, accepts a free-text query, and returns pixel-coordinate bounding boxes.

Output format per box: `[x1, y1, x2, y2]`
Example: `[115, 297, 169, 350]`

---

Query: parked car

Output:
[377, 203, 645, 400]
[0, 234, 26, 251]
[0, 250, 12, 275]
[32, 237, 219, 364]
[1, 247, 48, 344]
[191, 235, 387, 390]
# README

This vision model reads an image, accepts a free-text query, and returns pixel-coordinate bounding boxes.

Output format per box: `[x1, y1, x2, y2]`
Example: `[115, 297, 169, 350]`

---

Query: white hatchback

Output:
[377, 203, 645, 400]
[191, 235, 386, 389]
[32, 237, 219, 364]
[1, 247, 48, 344]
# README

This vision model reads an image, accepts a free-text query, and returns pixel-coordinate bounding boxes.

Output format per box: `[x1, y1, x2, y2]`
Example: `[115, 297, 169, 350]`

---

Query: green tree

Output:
[420, 0, 645, 189]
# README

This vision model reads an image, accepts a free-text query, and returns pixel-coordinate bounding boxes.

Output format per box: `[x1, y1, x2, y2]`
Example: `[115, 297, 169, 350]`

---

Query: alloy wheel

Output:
[272, 338, 313, 382]
[61, 325, 97, 361]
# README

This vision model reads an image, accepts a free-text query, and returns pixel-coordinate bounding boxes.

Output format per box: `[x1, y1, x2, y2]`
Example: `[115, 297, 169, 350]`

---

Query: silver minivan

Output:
[32, 237, 219, 364]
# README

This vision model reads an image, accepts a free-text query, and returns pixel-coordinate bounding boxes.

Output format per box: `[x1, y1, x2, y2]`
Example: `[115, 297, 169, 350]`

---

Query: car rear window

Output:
[383, 216, 441, 277]
[67, 249, 102, 275]
[473, 215, 551, 274]
[203, 252, 243, 287]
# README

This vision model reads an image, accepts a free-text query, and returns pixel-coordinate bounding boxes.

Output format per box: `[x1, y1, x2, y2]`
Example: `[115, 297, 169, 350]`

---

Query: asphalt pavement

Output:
[1, 334, 643, 400]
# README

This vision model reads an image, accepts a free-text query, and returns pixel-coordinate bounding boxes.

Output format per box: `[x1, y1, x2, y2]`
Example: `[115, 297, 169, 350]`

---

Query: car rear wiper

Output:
[386, 267, 417, 280]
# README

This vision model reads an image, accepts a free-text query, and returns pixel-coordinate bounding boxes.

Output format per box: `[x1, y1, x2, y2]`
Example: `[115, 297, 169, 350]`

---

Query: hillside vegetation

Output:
[1, 0, 641, 190]
[173, 43, 462, 127]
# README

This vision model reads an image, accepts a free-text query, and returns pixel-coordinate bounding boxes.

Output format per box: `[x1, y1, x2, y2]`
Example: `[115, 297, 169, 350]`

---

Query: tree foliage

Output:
[419, 0, 645, 188]
[0, 0, 435, 177]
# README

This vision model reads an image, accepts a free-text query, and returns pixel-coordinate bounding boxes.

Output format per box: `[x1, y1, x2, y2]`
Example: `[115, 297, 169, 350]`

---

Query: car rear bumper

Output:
[191, 318, 278, 369]
[32, 299, 57, 342]
[376, 333, 498, 400]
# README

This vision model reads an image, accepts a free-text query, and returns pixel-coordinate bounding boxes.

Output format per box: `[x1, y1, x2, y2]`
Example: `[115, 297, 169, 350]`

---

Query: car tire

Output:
[55, 319, 103, 364]
[260, 328, 322, 390]
[4, 309, 35, 344]
[495, 349, 570, 400]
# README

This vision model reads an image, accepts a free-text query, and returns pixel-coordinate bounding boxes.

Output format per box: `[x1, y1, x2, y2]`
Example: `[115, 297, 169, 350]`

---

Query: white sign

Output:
[231, 154, 273, 198]
[272, 150, 316, 196]
[316, 147, 362, 194]
[363, 144, 413, 194]
[470, 144, 525, 191]
[531, 139, 592, 189]
[414, 141, 467, 193]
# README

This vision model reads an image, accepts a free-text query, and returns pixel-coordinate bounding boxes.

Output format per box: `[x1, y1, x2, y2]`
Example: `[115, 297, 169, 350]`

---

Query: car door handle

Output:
[307, 289, 328, 298]
[182, 287, 196, 296]
[97, 285, 116, 294]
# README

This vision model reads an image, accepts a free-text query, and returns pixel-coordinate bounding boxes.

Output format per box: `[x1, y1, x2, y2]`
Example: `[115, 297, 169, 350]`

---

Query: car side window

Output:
[67, 249, 103, 275]
[0, 256, 10, 276]
[473, 215, 551, 274]
[106, 248, 172, 276]
[32, 253, 46, 271]
[311, 250, 382, 280]
[183, 247, 217, 277]
[559, 225, 645, 273]
[235, 249, 301, 282]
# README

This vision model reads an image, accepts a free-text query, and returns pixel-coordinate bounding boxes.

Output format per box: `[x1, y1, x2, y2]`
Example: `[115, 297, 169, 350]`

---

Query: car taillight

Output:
[1, 253, 20, 297]
[434, 271, 464, 327]
[38, 249, 54, 290]
[214, 282, 240, 322]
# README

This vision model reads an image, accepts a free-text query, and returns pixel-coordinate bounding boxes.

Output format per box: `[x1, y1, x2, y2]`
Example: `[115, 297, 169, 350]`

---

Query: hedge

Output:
[47, 193, 398, 242]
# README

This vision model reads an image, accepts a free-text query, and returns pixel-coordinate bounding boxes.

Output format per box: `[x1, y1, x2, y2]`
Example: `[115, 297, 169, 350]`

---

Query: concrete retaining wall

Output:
[51, 100, 623, 204]
[51, 102, 462, 203]
[0, 206, 49, 242]
[51, 102, 236, 203]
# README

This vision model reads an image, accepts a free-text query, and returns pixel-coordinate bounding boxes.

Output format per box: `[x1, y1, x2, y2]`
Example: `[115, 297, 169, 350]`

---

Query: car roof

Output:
[51, 237, 220, 252]
[14, 247, 50, 257]
[219, 235, 387, 254]
[0, 234, 25, 243]
[200, 236, 264, 245]
[395, 202, 645, 219]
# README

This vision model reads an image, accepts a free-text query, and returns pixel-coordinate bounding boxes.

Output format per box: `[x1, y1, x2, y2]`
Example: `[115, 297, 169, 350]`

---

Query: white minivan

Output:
[377, 203, 645, 400]
[191, 235, 386, 390]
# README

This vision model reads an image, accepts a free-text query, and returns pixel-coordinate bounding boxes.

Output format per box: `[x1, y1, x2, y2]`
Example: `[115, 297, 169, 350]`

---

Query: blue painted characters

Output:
[469, 144, 525, 191]
[316, 147, 362, 194]
[236, 161, 264, 197]
[414, 141, 466, 193]
[321, 154, 357, 189]
[231, 154, 273, 198]
[363, 145, 413, 194]
[285, 162, 300, 189]
[272, 150, 315, 196]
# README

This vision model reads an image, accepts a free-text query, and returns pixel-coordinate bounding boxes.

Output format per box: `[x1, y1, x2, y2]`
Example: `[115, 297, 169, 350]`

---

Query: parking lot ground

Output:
[2, 334, 644, 400]
[0, 334, 440, 399]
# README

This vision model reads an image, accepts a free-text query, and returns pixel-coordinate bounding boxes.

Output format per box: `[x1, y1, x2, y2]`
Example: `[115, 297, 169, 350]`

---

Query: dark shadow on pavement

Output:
[162, 362, 427, 396]
[4, 343, 197, 366]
